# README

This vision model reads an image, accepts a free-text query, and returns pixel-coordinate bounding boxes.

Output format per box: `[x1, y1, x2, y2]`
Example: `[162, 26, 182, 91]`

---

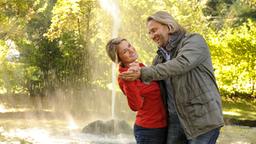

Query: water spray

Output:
[99, 0, 121, 119]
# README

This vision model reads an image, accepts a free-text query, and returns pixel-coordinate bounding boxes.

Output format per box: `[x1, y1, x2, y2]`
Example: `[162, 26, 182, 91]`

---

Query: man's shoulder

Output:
[182, 32, 206, 45]
[184, 32, 204, 40]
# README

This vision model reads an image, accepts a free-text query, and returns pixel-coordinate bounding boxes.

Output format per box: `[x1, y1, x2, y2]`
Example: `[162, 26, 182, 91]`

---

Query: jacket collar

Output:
[161, 30, 186, 52]
[153, 31, 185, 65]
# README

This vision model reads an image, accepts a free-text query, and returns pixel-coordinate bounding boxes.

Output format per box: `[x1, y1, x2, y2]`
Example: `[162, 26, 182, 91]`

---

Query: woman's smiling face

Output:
[117, 40, 138, 66]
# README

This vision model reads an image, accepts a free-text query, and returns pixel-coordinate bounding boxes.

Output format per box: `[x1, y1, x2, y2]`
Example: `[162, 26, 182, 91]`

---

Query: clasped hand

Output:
[119, 62, 141, 81]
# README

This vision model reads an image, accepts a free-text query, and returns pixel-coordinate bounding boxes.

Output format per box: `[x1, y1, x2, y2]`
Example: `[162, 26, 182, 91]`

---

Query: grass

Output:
[217, 125, 256, 144]
[222, 96, 256, 120]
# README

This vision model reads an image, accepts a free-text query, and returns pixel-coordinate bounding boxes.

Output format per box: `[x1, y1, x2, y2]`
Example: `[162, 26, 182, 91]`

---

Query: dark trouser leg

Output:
[134, 124, 167, 144]
[166, 113, 187, 144]
[188, 128, 220, 144]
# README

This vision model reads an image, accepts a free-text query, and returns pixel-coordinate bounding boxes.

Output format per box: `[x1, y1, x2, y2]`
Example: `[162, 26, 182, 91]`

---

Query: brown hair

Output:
[106, 37, 126, 63]
[147, 11, 186, 34]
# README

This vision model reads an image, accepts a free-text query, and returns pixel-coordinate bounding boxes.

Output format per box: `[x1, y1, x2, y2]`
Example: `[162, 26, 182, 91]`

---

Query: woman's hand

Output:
[128, 62, 140, 72]
[119, 62, 141, 81]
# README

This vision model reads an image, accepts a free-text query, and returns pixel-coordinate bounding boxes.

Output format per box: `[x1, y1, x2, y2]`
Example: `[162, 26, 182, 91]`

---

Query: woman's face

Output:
[117, 40, 138, 66]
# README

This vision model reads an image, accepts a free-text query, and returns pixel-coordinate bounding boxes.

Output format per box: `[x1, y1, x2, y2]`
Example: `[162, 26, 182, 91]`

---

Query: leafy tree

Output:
[44, 0, 97, 91]
[0, 0, 255, 99]
[0, 0, 35, 40]
[203, 0, 256, 30]
[208, 19, 256, 97]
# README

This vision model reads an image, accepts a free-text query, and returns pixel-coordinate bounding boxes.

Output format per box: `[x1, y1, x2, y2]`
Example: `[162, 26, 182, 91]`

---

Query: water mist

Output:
[99, 0, 120, 119]
[79, 0, 135, 138]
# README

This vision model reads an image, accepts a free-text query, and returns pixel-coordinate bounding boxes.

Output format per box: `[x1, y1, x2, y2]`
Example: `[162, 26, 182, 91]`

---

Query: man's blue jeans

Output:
[167, 113, 220, 144]
[188, 128, 220, 144]
[134, 124, 167, 144]
[167, 113, 187, 144]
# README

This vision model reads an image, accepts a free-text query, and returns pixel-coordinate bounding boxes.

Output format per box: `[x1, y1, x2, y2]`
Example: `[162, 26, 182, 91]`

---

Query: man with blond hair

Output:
[120, 11, 224, 144]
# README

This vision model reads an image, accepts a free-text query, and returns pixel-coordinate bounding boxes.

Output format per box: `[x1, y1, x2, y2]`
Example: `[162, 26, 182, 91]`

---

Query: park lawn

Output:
[222, 96, 256, 120]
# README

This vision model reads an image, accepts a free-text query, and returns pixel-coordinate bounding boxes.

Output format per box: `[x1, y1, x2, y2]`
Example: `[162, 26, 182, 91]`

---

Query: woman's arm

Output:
[118, 79, 144, 111]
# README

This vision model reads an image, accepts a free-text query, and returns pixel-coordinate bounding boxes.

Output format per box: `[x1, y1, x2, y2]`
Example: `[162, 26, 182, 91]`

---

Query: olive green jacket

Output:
[141, 33, 224, 139]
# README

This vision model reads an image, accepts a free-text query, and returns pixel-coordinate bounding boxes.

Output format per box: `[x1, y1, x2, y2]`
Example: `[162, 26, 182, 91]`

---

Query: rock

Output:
[82, 119, 133, 135]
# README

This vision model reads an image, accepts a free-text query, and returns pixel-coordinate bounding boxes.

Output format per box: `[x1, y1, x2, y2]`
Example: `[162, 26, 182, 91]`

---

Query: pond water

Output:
[0, 95, 255, 144]
[0, 118, 135, 144]
[0, 117, 255, 144]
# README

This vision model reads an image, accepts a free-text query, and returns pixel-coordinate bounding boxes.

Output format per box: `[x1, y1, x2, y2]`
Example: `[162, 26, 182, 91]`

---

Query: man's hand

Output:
[128, 62, 140, 72]
[119, 62, 141, 81]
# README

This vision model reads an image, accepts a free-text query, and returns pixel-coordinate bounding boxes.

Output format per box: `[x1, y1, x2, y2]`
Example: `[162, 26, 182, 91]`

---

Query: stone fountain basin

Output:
[82, 119, 133, 135]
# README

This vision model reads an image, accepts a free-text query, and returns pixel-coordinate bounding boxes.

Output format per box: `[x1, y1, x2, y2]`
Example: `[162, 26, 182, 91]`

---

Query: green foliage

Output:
[203, 0, 256, 30]
[45, 0, 82, 40]
[0, 0, 40, 40]
[0, 0, 255, 98]
[0, 40, 26, 94]
[163, 0, 210, 34]
[0, 40, 8, 91]
[208, 19, 256, 96]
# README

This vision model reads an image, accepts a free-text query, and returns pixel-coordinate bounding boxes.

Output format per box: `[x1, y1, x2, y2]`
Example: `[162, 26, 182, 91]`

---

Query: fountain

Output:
[99, 0, 121, 119]
[82, 119, 132, 135]
[0, 1, 256, 143]
[81, 0, 133, 137]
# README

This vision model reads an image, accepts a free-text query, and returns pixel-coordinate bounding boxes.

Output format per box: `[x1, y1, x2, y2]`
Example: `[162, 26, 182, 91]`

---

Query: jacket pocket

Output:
[184, 93, 213, 118]
[184, 94, 221, 130]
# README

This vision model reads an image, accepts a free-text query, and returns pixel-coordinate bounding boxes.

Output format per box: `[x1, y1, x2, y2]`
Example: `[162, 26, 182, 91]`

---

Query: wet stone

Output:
[82, 119, 133, 135]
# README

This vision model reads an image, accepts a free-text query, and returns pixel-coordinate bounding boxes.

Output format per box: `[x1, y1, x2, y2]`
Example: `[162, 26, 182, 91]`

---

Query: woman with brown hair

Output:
[106, 37, 167, 144]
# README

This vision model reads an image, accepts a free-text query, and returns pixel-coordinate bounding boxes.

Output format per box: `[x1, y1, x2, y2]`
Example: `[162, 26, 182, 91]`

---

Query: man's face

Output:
[117, 40, 138, 66]
[147, 20, 170, 47]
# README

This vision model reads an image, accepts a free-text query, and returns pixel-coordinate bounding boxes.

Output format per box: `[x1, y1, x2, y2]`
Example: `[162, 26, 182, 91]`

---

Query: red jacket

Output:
[118, 63, 167, 128]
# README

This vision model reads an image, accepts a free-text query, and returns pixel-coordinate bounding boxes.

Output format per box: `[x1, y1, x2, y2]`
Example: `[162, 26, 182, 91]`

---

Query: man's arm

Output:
[119, 62, 141, 81]
[121, 34, 210, 82]
[141, 34, 210, 82]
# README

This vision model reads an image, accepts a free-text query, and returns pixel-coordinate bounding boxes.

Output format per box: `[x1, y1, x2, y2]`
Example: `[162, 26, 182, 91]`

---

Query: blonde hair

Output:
[106, 37, 126, 63]
[147, 11, 186, 34]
